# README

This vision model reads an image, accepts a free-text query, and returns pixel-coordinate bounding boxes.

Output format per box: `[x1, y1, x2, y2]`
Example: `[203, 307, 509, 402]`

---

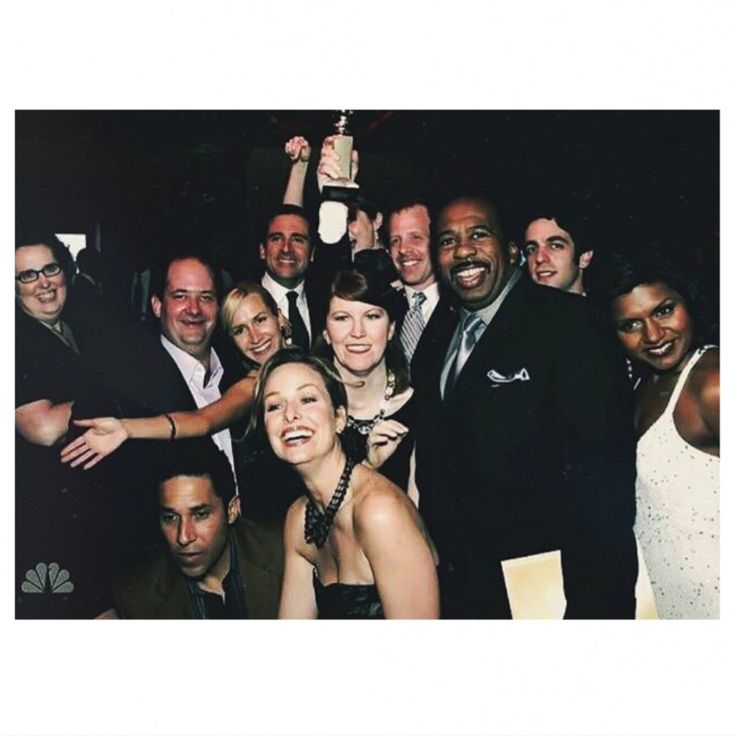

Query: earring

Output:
[626, 357, 634, 382]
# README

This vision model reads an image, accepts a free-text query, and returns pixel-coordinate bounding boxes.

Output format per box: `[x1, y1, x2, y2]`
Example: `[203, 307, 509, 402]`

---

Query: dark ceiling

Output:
[16, 110, 719, 291]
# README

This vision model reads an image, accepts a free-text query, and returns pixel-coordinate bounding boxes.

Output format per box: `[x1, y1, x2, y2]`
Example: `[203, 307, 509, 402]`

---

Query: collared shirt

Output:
[185, 533, 248, 619]
[160, 334, 237, 492]
[41, 319, 80, 354]
[261, 272, 312, 343]
[403, 281, 440, 324]
[440, 267, 521, 397]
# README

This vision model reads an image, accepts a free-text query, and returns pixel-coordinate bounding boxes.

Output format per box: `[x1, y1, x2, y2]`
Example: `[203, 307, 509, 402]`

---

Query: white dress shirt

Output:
[261, 272, 312, 343]
[160, 335, 238, 493]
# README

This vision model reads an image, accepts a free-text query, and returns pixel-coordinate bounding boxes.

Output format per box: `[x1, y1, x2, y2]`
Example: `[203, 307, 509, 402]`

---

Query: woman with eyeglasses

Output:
[15, 232, 122, 618]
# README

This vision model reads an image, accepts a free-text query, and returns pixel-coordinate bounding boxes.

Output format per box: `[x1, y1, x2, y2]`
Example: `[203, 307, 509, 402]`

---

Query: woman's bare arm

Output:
[693, 349, 720, 451]
[16, 399, 74, 447]
[278, 499, 318, 619]
[282, 136, 311, 207]
[60, 374, 256, 469]
[356, 479, 439, 619]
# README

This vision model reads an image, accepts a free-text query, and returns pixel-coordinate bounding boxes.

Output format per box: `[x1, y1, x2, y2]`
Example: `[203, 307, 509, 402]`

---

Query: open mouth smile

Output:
[645, 340, 676, 358]
[451, 262, 489, 289]
[281, 426, 314, 446]
[249, 339, 273, 356]
[36, 289, 58, 303]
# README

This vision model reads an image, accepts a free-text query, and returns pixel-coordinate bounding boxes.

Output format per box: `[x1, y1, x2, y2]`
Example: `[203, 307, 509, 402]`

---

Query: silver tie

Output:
[400, 291, 427, 362]
[446, 312, 485, 394]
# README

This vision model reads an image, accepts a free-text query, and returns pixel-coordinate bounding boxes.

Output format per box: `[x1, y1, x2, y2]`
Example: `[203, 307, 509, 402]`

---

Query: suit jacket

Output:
[395, 293, 457, 381]
[113, 518, 283, 619]
[413, 275, 638, 619]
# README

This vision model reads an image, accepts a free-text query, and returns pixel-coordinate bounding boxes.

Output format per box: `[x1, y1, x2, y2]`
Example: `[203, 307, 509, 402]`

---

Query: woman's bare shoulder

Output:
[351, 466, 416, 528]
[690, 348, 720, 408]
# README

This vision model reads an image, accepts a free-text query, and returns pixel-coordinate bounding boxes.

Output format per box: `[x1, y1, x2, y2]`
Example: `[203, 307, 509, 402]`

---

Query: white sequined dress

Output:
[634, 346, 719, 619]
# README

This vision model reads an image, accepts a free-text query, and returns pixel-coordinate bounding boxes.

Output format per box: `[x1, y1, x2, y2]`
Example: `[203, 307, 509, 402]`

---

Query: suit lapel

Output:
[152, 553, 196, 618]
[446, 276, 526, 400]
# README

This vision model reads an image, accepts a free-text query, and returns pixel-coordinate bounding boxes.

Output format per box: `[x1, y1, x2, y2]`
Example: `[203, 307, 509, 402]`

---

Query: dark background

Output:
[16, 110, 720, 312]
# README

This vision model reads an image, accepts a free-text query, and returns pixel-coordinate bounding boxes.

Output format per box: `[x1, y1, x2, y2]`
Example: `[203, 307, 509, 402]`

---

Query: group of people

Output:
[15, 134, 719, 619]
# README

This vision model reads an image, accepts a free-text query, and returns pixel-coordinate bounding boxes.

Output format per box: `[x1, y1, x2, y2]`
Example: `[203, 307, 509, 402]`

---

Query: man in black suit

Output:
[259, 204, 326, 350]
[412, 195, 637, 619]
[113, 439, 282, 619]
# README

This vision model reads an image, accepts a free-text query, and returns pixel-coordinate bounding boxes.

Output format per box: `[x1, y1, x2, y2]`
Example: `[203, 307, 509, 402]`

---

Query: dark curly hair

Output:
[15, 230, 75, 279]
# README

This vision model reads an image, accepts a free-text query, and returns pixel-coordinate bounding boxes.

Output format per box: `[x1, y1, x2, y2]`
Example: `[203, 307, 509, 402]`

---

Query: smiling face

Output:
[388, 204, 436, 290]
[259, 213, 311, 288]
[230, 293, 283, 365]
[523, 217, 591, 294]
[612, 281, 694, 373]
[323, 296, 394, 376]
[262, 362, 346, 467]
[15, 244, 67, 326]
[151, 258, 217, 361]
[436, 198, 517, 311]
[159, 474, 239, 581]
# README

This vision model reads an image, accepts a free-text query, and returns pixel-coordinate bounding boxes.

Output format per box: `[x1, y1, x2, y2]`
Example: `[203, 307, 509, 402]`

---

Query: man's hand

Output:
[60, 417, 129, 470]
[317, 135, 359, 192]
[284, 136, 311, 163]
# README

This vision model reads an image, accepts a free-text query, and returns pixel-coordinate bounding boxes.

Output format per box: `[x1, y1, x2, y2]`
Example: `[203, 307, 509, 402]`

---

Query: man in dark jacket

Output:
[114, 438, 283, 619]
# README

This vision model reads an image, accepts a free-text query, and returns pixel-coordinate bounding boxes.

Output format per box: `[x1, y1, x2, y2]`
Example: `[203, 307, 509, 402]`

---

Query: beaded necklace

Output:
[304, 456, 357, 548]
[345, 370, 396, 436]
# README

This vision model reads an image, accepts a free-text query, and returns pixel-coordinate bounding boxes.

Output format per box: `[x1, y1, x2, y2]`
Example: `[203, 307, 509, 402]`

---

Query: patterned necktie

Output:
[400, 291, 427, 362]
[286, 290, 310, 350]
[445, 312, 485, 396]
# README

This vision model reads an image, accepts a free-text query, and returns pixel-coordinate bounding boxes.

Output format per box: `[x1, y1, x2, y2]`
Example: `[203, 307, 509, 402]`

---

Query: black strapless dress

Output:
[341, 394, 416, 492]
[313, 575, 385, 619]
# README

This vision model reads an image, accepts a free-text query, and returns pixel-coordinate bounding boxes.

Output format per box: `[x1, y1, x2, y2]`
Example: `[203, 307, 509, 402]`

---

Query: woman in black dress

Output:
[313, 268, 418, 499]
[250, 348, 438, 619]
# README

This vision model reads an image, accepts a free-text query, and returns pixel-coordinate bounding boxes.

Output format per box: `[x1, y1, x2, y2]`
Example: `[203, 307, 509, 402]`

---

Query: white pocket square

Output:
[487, 367, 530, 385]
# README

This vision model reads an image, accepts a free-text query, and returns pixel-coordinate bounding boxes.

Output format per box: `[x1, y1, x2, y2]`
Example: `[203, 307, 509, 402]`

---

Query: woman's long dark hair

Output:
[590, 246, 718, 380]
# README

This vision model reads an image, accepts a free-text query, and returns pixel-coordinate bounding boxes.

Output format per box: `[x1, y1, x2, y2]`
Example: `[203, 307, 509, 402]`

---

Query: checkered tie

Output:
[400, 291, 427, 362]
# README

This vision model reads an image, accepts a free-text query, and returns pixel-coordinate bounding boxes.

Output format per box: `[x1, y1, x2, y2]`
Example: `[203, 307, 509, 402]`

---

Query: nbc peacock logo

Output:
[21, 562, 74, 594]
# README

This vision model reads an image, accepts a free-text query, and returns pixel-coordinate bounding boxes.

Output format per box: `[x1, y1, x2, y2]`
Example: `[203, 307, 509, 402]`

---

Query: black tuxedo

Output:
[413, 275, 638, 619]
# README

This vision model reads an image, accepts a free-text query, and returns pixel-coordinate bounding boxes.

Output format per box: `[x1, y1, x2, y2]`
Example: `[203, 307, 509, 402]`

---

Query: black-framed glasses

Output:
[15, 262, 63, 284]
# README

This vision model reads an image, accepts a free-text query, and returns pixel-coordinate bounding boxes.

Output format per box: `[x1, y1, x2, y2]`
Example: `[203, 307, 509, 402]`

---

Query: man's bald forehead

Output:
[438, 196, 505, 241]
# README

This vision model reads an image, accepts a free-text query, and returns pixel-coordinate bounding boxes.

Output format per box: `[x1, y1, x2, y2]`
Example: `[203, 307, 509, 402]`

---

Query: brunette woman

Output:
[250, 347, 439, 619]
[604, 252, 719, 618]
[314, 268, 418, 499]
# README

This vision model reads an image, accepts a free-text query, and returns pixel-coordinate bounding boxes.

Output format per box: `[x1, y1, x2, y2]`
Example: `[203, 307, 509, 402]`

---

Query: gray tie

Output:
[400, 291, 427, 362]
[446, 312, 485, 395]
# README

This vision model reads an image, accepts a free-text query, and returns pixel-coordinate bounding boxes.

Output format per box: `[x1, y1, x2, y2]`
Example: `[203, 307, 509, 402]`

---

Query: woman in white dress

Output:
[605, 252, 719, 618]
